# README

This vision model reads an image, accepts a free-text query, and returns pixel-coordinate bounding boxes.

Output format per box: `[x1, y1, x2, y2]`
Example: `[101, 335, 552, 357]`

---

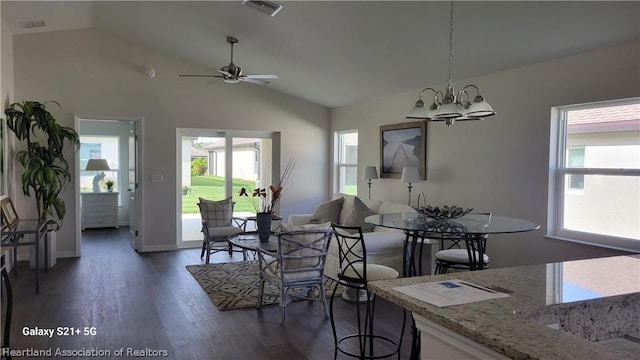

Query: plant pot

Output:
[256, 212, 272, 242]
[107, 187, 113, 192]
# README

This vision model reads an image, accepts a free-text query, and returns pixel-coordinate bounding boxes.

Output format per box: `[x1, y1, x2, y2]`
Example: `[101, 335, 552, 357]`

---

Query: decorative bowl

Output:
[418, 205, 473, 220]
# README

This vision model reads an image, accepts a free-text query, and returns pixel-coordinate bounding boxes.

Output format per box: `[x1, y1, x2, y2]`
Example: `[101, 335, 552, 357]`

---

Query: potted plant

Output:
[105, 180, 114, 192]
[182, 186, 191, 195]
[4, 100, 80, 230]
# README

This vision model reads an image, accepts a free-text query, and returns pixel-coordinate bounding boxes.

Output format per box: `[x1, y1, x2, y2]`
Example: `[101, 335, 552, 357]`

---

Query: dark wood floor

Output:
[4, 227, 412, 360]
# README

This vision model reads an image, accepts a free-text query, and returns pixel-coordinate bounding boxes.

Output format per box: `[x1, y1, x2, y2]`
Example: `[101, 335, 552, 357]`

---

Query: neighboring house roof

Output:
[191, 147, 208, 157]
[568, 103, 639, 124]
[568, 103, 640, 133]
[202, 138, 260, 151]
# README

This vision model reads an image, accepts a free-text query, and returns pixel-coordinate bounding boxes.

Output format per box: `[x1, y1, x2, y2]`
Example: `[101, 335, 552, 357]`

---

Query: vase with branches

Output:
[239, 158, 294, 241]
[238, 157, 295, 216]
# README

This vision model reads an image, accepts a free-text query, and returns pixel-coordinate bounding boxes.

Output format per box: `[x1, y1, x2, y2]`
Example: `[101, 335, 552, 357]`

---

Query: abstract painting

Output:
[380, 121, 426, 179]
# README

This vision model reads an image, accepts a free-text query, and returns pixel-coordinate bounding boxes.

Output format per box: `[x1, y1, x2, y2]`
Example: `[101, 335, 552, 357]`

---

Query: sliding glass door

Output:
[177, 129, 277, 247]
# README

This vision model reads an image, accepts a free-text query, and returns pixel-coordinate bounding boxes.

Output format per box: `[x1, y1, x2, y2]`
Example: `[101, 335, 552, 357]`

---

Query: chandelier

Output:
[406, 1, 495, 126]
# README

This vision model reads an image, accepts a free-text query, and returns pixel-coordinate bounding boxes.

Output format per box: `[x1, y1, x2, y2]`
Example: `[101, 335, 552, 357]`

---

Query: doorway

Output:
[177, 129, 279, 248]
[75, 115, 142, 255]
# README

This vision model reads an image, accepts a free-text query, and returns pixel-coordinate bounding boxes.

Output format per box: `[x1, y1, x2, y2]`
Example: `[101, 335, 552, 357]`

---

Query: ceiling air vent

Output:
[242, 0, 283, 17]
[19, 20, 46, 29]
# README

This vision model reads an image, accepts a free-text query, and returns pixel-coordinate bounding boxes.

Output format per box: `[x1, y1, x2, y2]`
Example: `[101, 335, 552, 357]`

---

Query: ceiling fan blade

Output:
[243, 74, 279, 79]
[240, 78, 269, 85]
[217, 69, 233, 77]
[179, 74, 223, 78]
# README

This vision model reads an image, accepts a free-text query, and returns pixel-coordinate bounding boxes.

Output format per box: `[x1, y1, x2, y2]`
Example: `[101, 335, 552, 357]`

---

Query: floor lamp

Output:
[86, 159, 110, 192]
[362, 166, 378, 199]
[401, 167, 420, 207]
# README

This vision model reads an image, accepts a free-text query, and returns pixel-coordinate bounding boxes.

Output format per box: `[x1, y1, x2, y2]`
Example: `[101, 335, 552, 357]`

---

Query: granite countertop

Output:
[368, 254, 640, 360]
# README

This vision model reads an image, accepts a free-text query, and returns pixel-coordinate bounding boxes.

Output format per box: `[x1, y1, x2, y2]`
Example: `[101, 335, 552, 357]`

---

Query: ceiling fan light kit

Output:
[407, 0, 495, 126]
[179, 36, 278, 86]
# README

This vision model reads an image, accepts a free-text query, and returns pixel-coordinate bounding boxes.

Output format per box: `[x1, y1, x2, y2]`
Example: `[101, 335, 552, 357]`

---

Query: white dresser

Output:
[81, 192, 119, 230]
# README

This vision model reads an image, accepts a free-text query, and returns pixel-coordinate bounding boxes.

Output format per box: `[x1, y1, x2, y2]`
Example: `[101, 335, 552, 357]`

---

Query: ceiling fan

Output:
[179, 36, 279, 85]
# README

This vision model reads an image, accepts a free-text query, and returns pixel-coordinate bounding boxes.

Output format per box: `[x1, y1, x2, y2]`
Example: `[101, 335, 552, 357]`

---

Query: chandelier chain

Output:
[448, 0, 454, 85]
[405, 0, 495, 124]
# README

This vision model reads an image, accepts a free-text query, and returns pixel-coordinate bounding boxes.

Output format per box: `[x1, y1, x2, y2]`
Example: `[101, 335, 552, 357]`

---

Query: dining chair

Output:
[433, 213, 492, 274]
[256, 229, 334, 323]
[197, 197, 244, 264]
[330, 223, 405, 360]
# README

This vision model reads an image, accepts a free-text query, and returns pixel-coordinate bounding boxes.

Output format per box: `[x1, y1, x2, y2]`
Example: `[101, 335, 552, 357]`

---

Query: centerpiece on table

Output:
[239, 158, 295, 242]
[418, 205, 473, 220]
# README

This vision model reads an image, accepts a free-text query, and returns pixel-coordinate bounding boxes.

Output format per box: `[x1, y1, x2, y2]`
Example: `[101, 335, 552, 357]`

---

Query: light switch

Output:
[151, 174, 164, 183]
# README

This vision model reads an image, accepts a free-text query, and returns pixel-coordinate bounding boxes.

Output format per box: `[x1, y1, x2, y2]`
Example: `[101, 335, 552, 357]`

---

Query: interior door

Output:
[128, 122, 140, 250]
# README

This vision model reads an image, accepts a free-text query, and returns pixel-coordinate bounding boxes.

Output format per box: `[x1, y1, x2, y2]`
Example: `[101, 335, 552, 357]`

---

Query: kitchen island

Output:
[368, 254, 639, 360]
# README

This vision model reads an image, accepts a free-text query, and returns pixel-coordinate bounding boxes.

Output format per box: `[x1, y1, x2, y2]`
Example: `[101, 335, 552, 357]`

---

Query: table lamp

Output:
[86, 159, 110, 192]
[401, 166, 421, 206]
[361, 166, 378, 199]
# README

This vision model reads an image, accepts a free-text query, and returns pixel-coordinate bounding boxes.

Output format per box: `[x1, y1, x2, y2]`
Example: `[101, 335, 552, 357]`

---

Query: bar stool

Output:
[330, 223, 405, 360]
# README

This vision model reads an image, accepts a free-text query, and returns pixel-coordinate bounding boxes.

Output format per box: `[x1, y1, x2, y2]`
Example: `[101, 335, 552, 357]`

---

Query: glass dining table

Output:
[366, 212, 540, 360]
[365, 212, 540, 277]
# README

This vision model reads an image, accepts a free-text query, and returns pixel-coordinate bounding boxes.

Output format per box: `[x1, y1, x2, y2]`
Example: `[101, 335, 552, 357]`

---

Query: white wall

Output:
[1, 18, 17, 266]
[331, 41, 640, 268]
[10, 28, 330, 254]
[1, 18, 14, 196]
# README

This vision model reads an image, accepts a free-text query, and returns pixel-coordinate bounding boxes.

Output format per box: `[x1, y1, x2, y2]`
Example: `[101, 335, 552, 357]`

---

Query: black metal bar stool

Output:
[330, 223, 405, 359]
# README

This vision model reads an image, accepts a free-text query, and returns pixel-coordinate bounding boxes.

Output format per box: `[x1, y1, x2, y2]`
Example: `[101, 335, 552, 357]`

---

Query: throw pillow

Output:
[309, 197, 344, 224]
[342, 196, 376, 233]
[198, 197, 233, 227]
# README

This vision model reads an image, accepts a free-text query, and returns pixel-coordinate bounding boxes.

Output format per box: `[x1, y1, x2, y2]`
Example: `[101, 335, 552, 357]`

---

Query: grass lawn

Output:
[182, 175, 260, 213]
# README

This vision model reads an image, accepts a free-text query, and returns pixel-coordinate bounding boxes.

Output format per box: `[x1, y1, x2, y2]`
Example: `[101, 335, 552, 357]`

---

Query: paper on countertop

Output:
[393, 279, 509, 307]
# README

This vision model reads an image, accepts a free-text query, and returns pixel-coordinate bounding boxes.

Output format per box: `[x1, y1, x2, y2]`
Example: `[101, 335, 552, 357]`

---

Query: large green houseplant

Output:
[4, 100, 80, 230]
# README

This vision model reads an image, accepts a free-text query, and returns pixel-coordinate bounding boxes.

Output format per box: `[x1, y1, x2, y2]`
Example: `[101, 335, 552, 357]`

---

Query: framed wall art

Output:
[1, 197, 18, 228]
[379, 121, 426, 179]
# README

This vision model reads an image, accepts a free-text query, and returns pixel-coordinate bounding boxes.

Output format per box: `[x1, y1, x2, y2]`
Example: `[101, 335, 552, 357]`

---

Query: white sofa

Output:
[287, 193, 416, 280]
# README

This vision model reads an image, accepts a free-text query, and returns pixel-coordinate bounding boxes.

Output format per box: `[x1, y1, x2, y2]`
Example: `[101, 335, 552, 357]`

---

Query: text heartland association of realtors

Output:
[2, 347, 169, 357]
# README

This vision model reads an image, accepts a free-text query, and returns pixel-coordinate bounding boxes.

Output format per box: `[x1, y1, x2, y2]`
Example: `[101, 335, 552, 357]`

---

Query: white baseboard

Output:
[138, 244, 178, 252]
[17, 253, 30, 262]
[18, 250, 76, 261]
[56, 251, 78, 258]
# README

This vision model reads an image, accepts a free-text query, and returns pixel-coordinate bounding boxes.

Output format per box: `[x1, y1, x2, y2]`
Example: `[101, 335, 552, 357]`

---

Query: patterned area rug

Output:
[187, 261, 342, 311]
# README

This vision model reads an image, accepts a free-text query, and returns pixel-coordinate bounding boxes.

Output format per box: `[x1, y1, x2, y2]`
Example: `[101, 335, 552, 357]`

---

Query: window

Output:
[549, 99, 640, 252]
[567, 147, 585, 190]
[80, 136, 120, 192]
[336, 130, 358, 195]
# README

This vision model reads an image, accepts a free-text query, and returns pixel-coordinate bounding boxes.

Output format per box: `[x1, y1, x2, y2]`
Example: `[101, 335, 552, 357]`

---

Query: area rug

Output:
[187, 261, 342, 311]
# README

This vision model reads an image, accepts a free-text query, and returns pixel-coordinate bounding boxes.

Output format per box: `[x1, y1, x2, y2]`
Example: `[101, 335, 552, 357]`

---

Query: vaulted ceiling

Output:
[2, 1, 639, 108]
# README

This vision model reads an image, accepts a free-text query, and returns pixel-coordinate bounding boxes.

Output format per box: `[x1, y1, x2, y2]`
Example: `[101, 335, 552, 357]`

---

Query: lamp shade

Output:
[86, 159, 110, 171]
[406, 100, 432, 120]
[400, 167, 421, 183]
[362, 166, 379, 180]
[465, 99, 496, 118]
[432, 102, 463, 120]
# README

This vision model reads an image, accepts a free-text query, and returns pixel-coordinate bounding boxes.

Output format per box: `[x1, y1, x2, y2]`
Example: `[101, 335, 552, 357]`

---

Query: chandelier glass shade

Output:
[406, 1, 495, 126]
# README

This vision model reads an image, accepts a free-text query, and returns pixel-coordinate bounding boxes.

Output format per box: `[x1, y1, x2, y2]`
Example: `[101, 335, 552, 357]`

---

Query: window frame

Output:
[548, 98, 640, 253]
